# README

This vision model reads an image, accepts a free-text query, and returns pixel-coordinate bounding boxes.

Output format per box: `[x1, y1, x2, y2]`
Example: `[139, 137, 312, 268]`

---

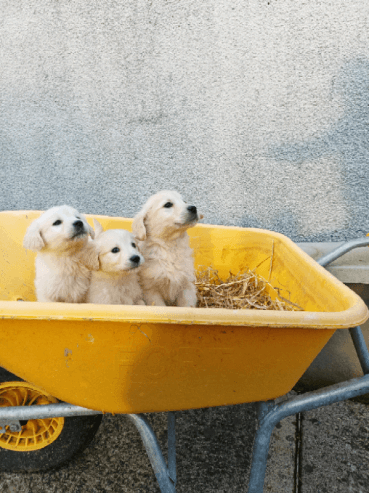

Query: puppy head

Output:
[93, 221, 144, 273]
[23, 205, 95, 253]
[132, 190, 201, 241]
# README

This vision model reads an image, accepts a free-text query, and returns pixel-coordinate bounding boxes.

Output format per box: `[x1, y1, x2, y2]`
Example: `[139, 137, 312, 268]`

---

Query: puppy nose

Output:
[73, 220, 84, 229]
[187, 205, 197, 214]
[130, 255, 141, 264]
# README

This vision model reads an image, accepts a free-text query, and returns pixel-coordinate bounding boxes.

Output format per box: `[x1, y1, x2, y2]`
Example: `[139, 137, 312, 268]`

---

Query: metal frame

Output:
[315, 236, 369, 268]
[1, 238, 369, 492]
[126, 413, 177, 493]
[246, 237, 369, 492]
[247, 326, 369, 493]
[0, 404, 177, 492]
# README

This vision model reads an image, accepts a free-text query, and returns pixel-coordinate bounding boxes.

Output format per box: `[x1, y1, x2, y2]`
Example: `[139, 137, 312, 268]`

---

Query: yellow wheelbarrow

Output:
[0, 211, 368, 492]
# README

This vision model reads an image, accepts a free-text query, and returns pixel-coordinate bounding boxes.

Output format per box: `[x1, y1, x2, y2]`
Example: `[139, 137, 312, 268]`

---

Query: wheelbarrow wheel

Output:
[0, 367, 103, 472]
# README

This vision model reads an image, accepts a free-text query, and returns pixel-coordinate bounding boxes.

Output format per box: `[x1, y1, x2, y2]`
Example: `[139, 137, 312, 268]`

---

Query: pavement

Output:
[1, 391, 369, 493]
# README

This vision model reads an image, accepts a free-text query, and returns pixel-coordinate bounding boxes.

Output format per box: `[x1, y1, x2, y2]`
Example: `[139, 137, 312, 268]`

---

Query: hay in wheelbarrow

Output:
[196, 266, 303, 311]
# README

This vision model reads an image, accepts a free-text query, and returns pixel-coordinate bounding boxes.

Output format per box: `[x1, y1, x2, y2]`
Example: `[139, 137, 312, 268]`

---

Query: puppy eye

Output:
[53, 220, 62, 226]
[131, 242, 136, 248]
[163, 202, 173, 208]
[111, 247, 120, 253]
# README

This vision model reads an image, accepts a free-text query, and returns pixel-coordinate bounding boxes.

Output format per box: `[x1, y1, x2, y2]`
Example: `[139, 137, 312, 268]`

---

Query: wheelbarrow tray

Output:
[0, 211, 367, 414]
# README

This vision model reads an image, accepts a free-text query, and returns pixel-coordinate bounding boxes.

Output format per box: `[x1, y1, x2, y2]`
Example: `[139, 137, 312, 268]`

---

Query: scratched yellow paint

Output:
[0, 211, 367, 413]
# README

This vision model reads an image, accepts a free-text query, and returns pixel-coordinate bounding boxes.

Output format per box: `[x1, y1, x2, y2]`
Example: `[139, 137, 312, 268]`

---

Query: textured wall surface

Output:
[1, 0, 369, 241]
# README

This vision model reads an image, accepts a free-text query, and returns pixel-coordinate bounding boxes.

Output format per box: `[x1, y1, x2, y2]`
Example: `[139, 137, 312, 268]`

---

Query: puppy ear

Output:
[88, 224, 95, 239]
[79, 242, 100, 271]
[79, 214, 95, 239]
[23, 220, 45, 252]
[132, 212, 147, 241]
[93, 219, 104, 238]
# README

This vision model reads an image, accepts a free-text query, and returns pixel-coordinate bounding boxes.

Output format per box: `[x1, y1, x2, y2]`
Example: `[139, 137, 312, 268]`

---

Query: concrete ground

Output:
[0, 395, 368, 493]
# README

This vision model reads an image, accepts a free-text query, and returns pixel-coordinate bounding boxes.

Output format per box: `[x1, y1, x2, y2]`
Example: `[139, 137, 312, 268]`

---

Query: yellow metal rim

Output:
[0, 382, 64, 452]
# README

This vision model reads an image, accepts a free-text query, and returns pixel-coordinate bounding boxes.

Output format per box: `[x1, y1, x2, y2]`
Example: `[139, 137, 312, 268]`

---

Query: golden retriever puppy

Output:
[86, 220, 145, 305]
[132, 190, 201, 307]
[23, 205, 96, 303]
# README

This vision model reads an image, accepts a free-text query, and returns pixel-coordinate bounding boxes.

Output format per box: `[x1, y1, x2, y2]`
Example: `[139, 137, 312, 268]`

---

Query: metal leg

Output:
[349, 326, 369, 375]
[247, 373, 369, 493]
[247, 401, 277, 493]
[167, 412, 176, 485]
[126, 413, 176, 493]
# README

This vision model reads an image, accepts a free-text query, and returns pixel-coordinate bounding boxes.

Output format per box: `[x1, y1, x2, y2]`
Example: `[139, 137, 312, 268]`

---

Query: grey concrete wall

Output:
[1, 0, 369, 241]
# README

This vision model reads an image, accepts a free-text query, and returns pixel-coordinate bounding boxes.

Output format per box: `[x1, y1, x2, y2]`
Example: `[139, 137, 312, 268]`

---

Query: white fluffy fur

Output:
[132, 190, 201, 307]
[86, 219, 145, 305]
[23, 205, 96, 303]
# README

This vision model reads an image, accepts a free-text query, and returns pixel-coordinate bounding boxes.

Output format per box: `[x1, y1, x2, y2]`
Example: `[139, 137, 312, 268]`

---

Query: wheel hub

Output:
[0, 382, 64, 451]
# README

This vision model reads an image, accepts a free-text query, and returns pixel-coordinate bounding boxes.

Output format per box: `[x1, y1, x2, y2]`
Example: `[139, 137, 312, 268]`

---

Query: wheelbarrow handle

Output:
[317, 236, 369, 268]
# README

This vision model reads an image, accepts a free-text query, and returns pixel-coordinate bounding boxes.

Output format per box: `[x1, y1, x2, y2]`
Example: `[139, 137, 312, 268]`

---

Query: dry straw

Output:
[196, 267, 303, 311]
